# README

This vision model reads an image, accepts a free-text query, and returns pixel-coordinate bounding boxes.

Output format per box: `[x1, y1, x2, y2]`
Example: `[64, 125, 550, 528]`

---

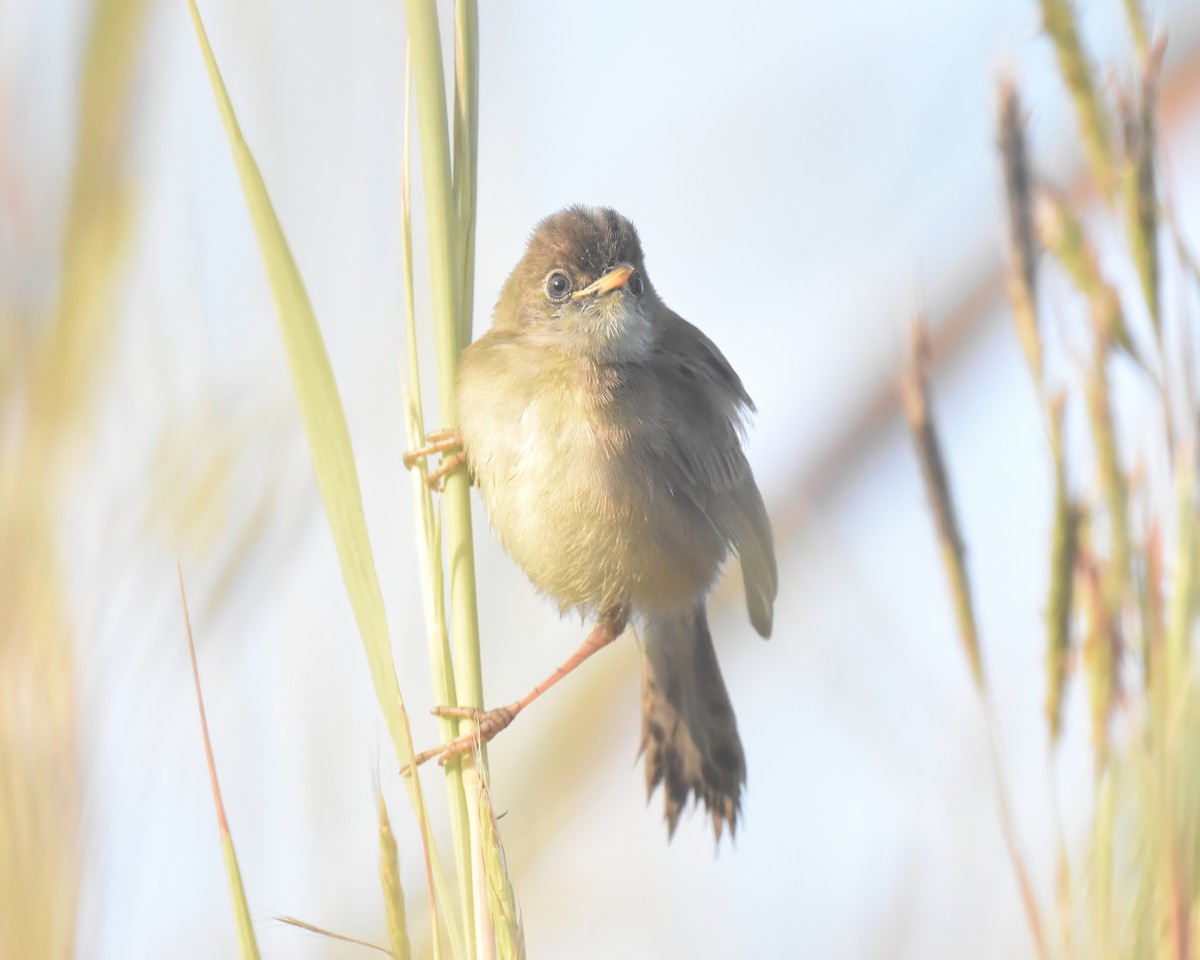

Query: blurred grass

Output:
[911, 6, 1200, 957]
[1039, 0, 1116, 199]
[902, 320, 1050, 959]
[0, 0, 150, 956]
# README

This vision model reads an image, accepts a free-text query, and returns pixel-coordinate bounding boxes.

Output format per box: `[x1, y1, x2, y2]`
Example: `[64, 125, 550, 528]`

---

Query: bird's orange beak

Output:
[571, 263, 636, 300]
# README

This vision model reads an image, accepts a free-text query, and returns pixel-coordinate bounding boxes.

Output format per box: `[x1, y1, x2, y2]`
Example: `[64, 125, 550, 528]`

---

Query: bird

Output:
[405, 205, 776, 840]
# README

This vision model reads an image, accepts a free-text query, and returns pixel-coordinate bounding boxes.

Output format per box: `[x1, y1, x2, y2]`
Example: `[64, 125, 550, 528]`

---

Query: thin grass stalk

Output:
[448, 10, 493, 954]
[1121, 46, 1163, 337]
[1122, 0, 1149, 64]
[400, 48, 472, 959]
[1034, 190, 1134, 356]
[1146, 520, 1166, 708]
[902, 321, 1050, 959]
[452, 0, 480, 355]
[1126, 745, 1160, 959]
[1080, 545, 1118, 768]
[1046, 395, 1080, 743]
[1038, 0, 1116, 198]
[393, 647, 464, 960]
[1149, 679, 1191, 960]
[177, 562, 260, 960]
[1084, 343, 1132, 614]
[981, 699, 1053, 960]
[900, 321, 983, 689]
[998, 79, 1043, 386]
[1164, 208, 1200, 435]
[1169, 845, 1192, 960]
[403, 2, 491, 954]
[1090, 770, 1116, 960]
[1053, 820, 1079, 960]
[402, 2, 485, 724]
[1037, 190, 1134, 627]
[274, 917, 392, 956]
[1174, 692, 1200, 959]
[1166, 456, 1196, 713]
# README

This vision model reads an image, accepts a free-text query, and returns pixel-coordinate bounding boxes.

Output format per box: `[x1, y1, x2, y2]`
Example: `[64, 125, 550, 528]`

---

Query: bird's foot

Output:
[401, 702, 520, 773]
[403, 429, 466, 491]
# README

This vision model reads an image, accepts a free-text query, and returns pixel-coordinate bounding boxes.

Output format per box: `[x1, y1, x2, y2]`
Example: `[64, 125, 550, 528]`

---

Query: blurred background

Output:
[4, 0, 1200, 957]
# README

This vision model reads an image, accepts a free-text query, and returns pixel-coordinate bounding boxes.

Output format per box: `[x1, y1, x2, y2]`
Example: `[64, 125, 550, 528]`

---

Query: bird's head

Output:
[493, 206, 656, 360]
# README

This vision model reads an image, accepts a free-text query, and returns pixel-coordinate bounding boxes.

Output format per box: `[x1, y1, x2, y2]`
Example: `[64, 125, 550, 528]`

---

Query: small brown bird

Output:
[409, 206, 776, 839]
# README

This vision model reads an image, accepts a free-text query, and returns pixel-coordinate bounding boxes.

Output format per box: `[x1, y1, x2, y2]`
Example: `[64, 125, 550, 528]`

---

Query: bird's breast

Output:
[456, 342, 726, 617]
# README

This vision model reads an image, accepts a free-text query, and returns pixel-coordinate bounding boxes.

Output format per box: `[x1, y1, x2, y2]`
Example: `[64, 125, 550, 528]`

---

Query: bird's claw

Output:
[403, 429, 466, 491]
[400, 703, 519, 774]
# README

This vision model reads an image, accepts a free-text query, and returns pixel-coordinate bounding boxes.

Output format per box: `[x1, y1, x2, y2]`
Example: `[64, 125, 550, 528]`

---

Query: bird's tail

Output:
[640, 603, 745, 841]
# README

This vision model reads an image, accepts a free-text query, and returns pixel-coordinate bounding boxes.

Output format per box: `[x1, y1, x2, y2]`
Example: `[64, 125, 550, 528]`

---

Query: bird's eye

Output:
[627, 272, 644, 297]
[545, 271, 572, 301]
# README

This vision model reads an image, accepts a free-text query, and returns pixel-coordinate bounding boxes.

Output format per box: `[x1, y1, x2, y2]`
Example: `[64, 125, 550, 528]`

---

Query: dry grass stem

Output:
[274, 916, 393, 956]
[1120, 40, 1165, 334]
[902, 319, 1053, 956]
[1034, 190, 1133, 356]
[918, 23, 1200, 960]
[1038, 0, 1116, 197]
[999, 79, 1043, 384]
[1046, 396, 1081, 743]
[1145, 520, 1166, 696]
[1165, 456, 1196, 705]
[1083, 347, 1132, 615]
[1079, 547, 1120, 769]
[178, 560, 260, 959]
[1121, 0, 1149, 63]
[901, 320, 984, 688]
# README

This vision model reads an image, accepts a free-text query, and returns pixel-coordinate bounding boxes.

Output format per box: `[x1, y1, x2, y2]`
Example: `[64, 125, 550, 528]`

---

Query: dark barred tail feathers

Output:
[639, 604, 747, 841]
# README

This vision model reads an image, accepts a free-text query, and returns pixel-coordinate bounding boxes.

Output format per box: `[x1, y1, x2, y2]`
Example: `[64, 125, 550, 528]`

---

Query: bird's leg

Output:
[403, 429, 466, 491]
[402, 603, 631, 772]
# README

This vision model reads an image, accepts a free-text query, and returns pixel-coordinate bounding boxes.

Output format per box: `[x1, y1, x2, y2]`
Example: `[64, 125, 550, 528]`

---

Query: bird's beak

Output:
[571, 263, 636, 301]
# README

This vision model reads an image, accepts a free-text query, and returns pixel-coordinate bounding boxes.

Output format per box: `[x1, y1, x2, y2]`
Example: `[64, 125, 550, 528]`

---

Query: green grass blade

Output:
[452, 0, 480, 354]
[187, 0, 402, 792]
[404, 2, 490, 954]
[401, 44, 472, 960]
[184, 0, 458, 939]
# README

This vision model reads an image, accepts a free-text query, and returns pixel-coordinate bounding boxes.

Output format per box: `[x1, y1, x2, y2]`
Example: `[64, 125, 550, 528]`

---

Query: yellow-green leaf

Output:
[185, 0, 460, 945]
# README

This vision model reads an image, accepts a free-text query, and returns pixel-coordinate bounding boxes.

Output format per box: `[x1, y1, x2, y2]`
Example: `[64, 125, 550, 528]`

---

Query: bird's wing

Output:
[650, 311, 777, 637]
